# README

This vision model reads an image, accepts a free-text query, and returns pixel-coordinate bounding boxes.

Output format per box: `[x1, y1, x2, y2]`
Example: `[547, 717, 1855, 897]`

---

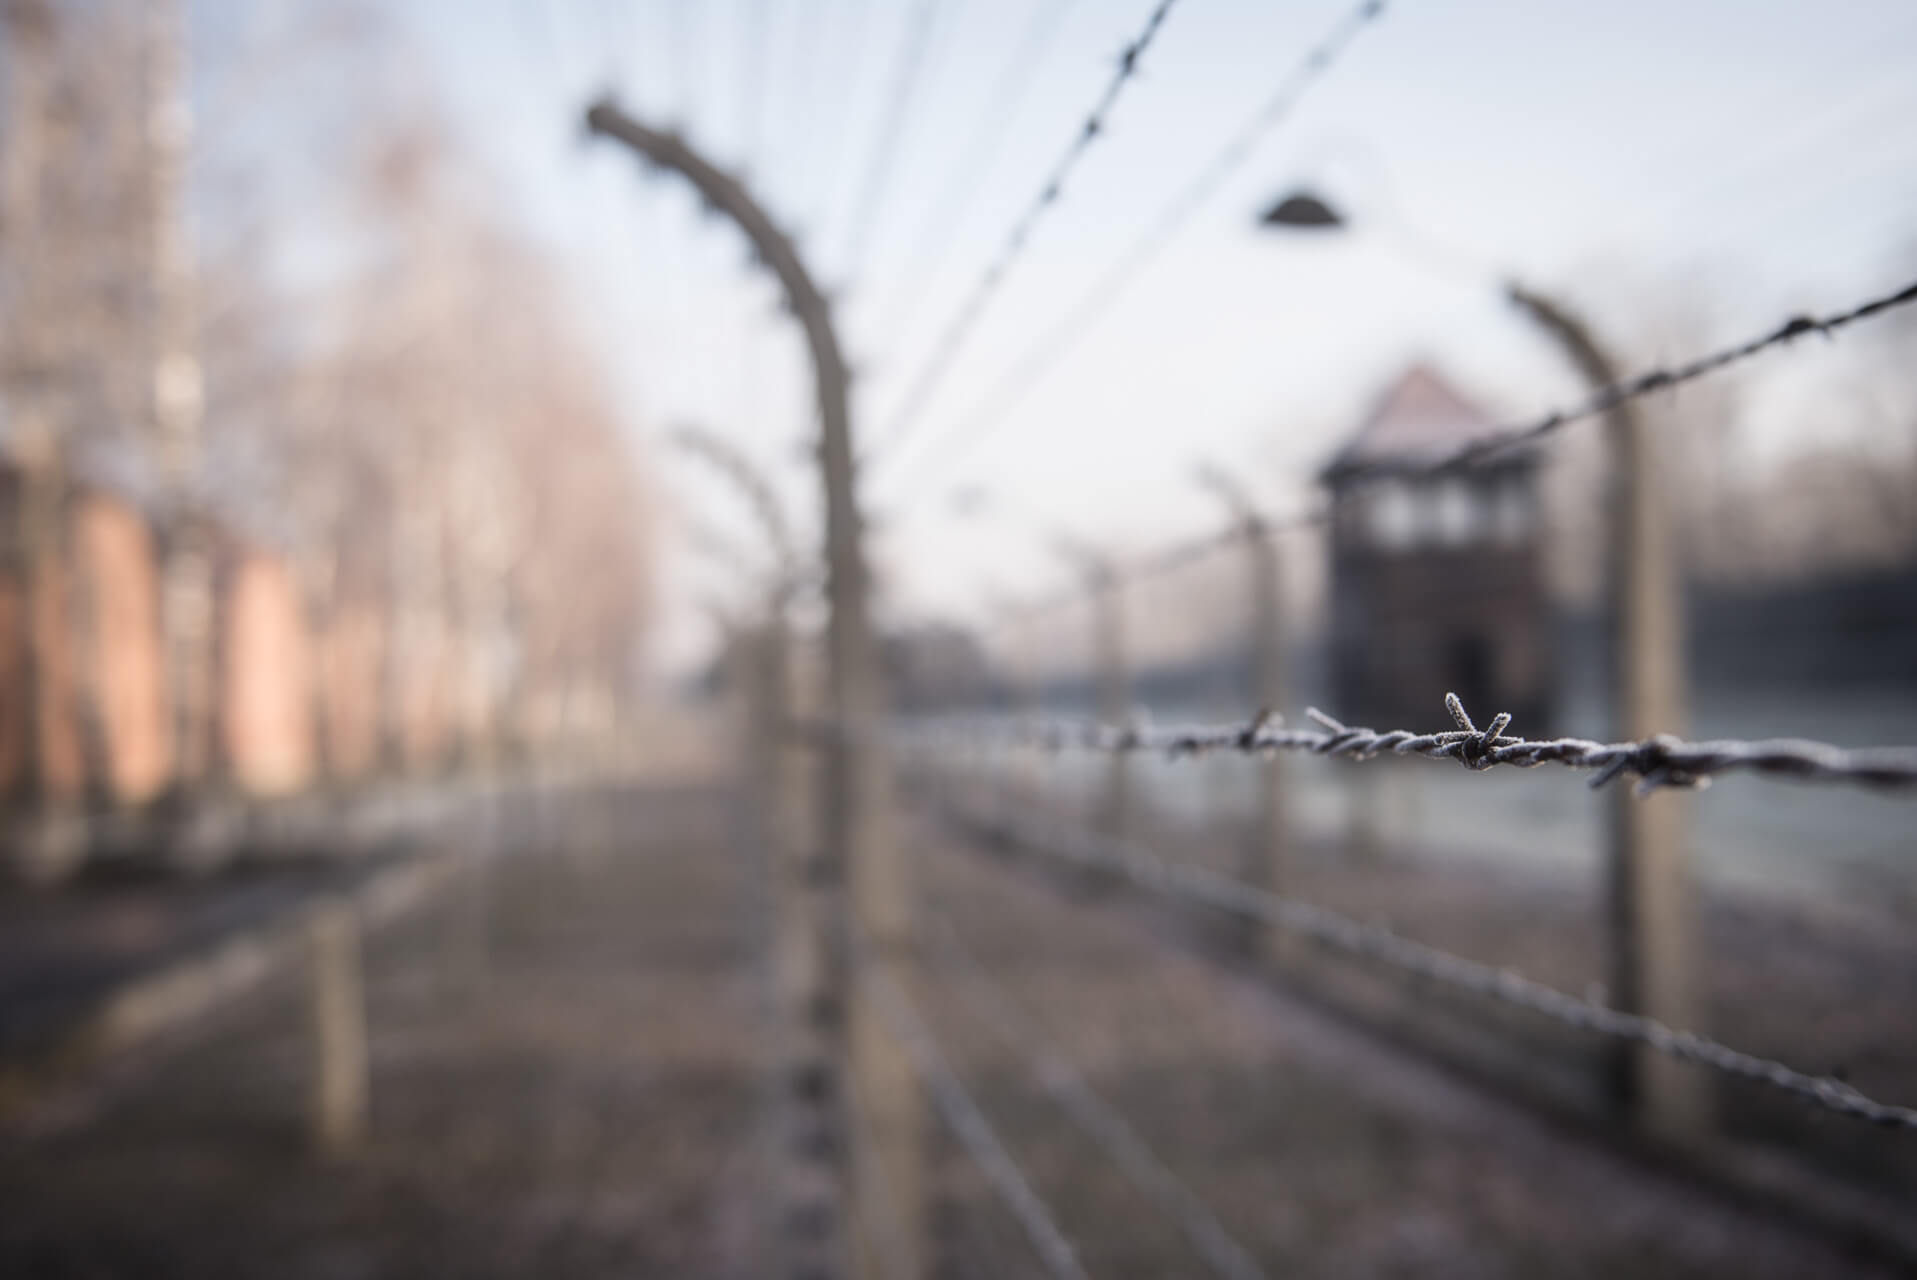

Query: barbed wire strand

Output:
[898, 692, 1917, 795]
[875, 0, 1189, 457]
[837, 0, 944, 273]
[884, 0, 1390, 493]
[876, 0, 1082, 341]
[929, 915, 1271, 1280]
[1334, 276, 1917, 483]
[1007, 504, 1327, 622]
[927, 798, 1917, 1132]
[863, 962, 1091, 1279]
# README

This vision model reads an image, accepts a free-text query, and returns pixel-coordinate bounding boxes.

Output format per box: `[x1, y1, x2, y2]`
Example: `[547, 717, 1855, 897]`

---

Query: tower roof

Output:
[1322, 364, 1525, 482]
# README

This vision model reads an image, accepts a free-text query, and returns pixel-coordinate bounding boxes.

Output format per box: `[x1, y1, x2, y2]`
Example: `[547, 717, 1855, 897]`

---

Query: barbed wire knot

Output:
[1442, 692, 1513, 771]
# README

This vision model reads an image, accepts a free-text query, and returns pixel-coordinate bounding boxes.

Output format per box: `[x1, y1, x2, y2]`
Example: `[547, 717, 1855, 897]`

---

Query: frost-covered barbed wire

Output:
[893, 693, 1917, 796]
[929, 917, 1270, 1280]
[863, 960, 1090, 1279]
[929, 802, 1917, 1132]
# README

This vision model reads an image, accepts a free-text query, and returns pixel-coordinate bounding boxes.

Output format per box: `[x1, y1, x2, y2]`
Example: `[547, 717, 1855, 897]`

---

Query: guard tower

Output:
[1320, 365, 1552, 731]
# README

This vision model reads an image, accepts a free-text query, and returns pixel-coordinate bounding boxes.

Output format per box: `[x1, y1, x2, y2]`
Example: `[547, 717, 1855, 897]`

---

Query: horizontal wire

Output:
[1008, 505, 1325, 621]
[895, 691, 1917, 795]
[862, 959, 1090, 1280]
[928, 915, 1270, 1280]
[876, 0, 1189, 459]
[928, 798, 1917, 1132]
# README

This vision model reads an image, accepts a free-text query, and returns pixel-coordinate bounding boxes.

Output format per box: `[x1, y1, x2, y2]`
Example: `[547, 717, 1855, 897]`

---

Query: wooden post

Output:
[308, 901, 368, 1157]
[585, 102, 920, 1279]
[1506, 284, 1706, 1139]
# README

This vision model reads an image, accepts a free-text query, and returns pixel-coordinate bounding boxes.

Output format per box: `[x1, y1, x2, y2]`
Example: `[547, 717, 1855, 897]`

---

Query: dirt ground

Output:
[0, 779, 1907, 1278]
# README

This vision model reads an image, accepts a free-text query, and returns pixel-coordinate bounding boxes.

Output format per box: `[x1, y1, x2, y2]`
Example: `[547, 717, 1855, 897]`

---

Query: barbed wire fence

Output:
[575, 1, 1917, 1270]
[834, 269, 1917, 1270]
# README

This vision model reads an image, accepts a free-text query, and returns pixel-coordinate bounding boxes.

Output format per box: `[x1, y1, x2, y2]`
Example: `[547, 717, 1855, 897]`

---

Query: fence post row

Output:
[583, 102, 924, 1280]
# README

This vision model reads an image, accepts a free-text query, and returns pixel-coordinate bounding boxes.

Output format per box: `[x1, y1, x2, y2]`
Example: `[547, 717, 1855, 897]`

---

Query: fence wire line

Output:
[878, 0, 1082, 344]
[863, 960, 1091, 1280]
[1010, 503, 1325, 620]
[1330, 275, 1917, 482]
[877, 0, 1188, 458]
[929, 916, 1271, 1280]
[898, 692, 1917, 796]
[927, 798, 1917, 1132]
[887, 0, 1390, 496]
[836, 0, 944, 271]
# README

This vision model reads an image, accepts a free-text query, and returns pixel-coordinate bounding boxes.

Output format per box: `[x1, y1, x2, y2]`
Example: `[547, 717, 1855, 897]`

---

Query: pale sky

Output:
[376, 0, 1917, 673]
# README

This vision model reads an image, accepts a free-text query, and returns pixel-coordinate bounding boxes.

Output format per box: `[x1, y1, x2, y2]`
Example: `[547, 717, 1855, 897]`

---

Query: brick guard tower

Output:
[1321, 365, 1553, 732]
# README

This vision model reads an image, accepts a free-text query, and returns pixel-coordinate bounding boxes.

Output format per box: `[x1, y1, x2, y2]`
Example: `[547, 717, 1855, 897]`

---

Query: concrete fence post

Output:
[1505, 284, 1706, 1140]
[1246, 522, 1290, 961]
[585, 101, 921, 1278]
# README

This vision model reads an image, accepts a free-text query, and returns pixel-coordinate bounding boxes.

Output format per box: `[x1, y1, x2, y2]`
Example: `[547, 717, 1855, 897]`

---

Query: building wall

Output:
[317, 597, 385, 782]
[75, 493, 170, 804]
[222, 551, 314, 795]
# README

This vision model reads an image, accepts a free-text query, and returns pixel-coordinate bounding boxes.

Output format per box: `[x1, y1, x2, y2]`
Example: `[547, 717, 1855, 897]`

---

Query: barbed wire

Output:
[929, 800, 1917, 1132]
[875, 0, 1189, 458]
[876, 0, 1082, 345]
[836, 0, 944, 271]
[929, 916, 1270, 1280]
[1330, 275, 1917, 483]
[883, 0, 1390, 496]
[863, 961, 1090, 1279]
[1008, 504, 1326, 621]
[899, 692, 1917, 795]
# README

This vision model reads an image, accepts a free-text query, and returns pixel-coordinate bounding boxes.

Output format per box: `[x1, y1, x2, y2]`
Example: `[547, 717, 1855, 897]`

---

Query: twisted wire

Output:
[1332, 276, 1917, 482]
[863, 962, 1090, 1279]
[901, 692, 1917, 795]
[929, 917, 1270, 1280]
[877, 0, 1189, 457]
[885, 0, 1390, 494]
[931, 801, 1917, 1132]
